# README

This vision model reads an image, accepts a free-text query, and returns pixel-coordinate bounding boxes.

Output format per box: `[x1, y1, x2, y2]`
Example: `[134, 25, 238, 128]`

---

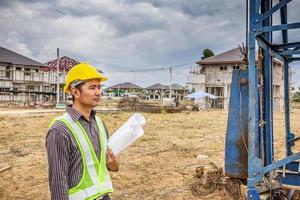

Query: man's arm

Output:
[46, 128, 70, 200]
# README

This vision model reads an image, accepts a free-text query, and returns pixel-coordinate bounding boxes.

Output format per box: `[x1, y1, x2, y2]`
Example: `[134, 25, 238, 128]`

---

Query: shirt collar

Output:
[66, 105, 97, 122]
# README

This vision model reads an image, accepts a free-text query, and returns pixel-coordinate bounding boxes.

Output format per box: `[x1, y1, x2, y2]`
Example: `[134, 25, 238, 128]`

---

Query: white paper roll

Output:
[109, 113, 145, 142]
[108, 113, 145, 155]
[108, 124, 144, 155]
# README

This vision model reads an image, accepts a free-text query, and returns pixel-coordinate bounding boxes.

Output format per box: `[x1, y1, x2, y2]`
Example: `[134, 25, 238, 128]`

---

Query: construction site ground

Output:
[0, 108, 300, 200]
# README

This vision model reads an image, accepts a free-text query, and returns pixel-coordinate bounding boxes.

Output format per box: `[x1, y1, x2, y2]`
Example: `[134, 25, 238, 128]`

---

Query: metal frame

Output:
[248, 0, 300, 199]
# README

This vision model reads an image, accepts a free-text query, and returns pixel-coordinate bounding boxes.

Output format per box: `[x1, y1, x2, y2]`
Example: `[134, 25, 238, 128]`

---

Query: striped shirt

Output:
[46, 106, 109, 200]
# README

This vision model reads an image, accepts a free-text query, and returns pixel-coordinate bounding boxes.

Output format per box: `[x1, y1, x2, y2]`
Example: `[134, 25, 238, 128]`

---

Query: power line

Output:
[105, 62, 198, 73]
[3, 47, 199, 73]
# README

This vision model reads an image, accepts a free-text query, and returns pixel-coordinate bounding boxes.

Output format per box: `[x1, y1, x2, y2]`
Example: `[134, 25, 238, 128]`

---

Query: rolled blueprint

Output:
[108, 113, 145, 142]
[108, 113, 145, 155]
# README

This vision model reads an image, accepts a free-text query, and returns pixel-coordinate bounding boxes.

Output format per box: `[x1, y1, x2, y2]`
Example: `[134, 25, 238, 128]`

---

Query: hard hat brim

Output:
[64, 75, 108, 93]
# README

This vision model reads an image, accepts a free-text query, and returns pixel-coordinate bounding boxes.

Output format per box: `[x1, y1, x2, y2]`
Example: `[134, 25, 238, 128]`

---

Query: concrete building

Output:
[145, 83, 188, 100]
[105, 82, 144, 97]
[193, 47, 284, 110]
[0, 46, 51, 107]
[0, 47, 80, 107]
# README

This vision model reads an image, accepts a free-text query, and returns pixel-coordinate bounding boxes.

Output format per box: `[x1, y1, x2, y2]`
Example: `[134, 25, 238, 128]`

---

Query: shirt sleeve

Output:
[46, 127, 70, 200]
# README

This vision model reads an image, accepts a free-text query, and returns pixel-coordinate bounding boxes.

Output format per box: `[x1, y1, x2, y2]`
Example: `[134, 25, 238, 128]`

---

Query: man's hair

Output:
[71, 81, 85, 102]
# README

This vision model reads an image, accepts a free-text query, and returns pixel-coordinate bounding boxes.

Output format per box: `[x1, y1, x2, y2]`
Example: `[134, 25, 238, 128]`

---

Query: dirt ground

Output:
[0, 109, 299, 200]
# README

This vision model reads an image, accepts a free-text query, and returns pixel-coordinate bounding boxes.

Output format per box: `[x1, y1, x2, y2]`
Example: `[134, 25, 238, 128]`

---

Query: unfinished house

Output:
[145, 83, 168, 100]
[0, 46, 53, 107]
[145, 83, 188, 100]
[105, 82, 144, 97]
[194, 47, 284, 110]
[43, 56, 79, 102]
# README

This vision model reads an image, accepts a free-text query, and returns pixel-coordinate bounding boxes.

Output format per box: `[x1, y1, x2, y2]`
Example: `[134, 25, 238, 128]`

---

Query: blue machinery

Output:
[225, 0, 300, 199]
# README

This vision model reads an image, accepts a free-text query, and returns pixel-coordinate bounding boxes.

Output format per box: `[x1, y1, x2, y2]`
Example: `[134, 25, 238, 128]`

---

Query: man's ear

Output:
[70, 88, 80, 99]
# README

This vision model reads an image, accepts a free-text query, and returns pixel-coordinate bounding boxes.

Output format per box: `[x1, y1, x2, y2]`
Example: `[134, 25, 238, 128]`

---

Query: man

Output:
[46, 63, 119, 200]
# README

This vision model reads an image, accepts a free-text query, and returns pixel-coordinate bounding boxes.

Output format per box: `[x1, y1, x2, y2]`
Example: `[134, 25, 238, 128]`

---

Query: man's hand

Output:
[106, 148, 119, 172]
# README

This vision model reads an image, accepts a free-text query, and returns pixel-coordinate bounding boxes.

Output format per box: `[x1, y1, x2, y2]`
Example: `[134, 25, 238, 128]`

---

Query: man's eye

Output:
[89, 85, 102, 89]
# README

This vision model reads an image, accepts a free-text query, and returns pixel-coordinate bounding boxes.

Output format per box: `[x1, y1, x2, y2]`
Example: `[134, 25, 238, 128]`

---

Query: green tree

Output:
[201, 48, 214, 60]
[293, 87, 300, 102]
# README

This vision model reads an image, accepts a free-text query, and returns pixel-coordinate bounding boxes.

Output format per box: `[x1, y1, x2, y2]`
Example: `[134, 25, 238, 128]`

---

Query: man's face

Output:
[72, 79, 102, 108]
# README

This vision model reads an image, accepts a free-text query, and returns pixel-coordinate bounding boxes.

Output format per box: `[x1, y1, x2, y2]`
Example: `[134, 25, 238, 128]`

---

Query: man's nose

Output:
[96, 87, 102, 95]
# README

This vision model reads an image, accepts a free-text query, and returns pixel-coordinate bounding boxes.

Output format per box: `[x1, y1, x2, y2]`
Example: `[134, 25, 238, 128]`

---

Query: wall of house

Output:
[0, 63, 59, 107]
[197, 62, 284, 110]
[201, 64, 240, 109]
[145, 88, 188, 101]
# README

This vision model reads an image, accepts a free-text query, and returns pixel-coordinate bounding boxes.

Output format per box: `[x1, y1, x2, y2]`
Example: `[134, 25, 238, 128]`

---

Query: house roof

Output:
[197, 47, 245, 65]
[0, 46, 46, 67]
[171, 83, 187, 90]
[107, 82, 143, 90]
[146, 83, 187, 90]
[146, 83, 168, 90]
[197, 47, 283, 65]
[43, 56, 80, 72]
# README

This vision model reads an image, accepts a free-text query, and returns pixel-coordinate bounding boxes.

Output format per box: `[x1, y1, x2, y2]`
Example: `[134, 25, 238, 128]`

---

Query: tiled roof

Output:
[43, 56, 80, 72]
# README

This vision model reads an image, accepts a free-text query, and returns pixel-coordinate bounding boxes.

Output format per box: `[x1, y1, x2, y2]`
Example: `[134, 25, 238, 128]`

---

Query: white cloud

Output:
[3, 31, 34, 58]
[0, 0, 299, 87]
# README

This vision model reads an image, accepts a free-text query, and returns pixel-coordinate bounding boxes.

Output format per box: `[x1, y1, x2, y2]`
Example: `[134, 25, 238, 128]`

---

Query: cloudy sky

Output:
[0, 0, 300, 88]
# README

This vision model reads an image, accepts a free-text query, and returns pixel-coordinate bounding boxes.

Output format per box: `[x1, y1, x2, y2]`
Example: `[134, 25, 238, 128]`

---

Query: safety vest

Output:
[50, 113, 114, 200]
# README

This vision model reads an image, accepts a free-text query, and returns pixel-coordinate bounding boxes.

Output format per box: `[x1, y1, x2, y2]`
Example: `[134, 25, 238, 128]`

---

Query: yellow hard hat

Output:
[64, 62, 108, 93]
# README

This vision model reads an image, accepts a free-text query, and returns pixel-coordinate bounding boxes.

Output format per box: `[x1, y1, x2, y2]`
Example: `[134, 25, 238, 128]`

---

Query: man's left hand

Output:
[106, 148, 119, 172]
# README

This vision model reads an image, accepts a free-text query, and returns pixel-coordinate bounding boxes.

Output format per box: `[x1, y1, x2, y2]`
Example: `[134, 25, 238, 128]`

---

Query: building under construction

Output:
[190, 47, 284, 110]
[0, 47, 79, 107]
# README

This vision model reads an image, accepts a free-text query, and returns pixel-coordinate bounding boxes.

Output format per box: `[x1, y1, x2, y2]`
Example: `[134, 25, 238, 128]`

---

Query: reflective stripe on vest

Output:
[52, 113, 113, 200]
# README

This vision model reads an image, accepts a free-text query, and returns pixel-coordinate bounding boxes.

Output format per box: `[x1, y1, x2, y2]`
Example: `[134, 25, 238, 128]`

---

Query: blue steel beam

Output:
[280, 0, 288, 45]
[280, 0, 294, 157]
[288, 136, 300, 144]
[274, 42, 300, 49]
[262, 22, 300, 32]
[261, 0, 292, 21]
[247, 0, 300, 198]
[227, 0, 300, 198]
[262, 0, 274, 167]
[263, 152, 300, 173]
[278, 50, 300, 56]
[248, 0, 263, 198]
[283, 61, 295, 155]
[256, 36, 285, 61]
[289, 57, 300, 62]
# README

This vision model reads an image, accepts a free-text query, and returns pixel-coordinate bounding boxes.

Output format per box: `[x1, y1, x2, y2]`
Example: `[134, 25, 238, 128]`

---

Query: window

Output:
[16, 67, 22, 70]
[233, 66, 240, 70]
[220, 66, 227, 70]
[25, 68, 31, 76]
[27, 85, 34, 91]
[0, 88, 10, 92]
[5, 66, 11, 78]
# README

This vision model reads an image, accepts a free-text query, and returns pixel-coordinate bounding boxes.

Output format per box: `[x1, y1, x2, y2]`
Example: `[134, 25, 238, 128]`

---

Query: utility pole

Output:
[131, 70, 136, 86]
[63, 59, 66, 102]
[56, 48, 60, 105]
[169, 67, 172, 98]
